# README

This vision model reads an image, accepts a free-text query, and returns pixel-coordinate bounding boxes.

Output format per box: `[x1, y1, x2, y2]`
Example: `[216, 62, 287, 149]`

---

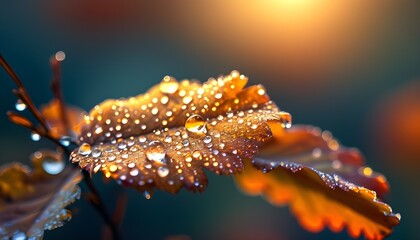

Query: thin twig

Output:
[1, 54, 122, 240]
[50, 57, 71, 136]
[0, 54, 50, 132]
[83, 171, 122, 240]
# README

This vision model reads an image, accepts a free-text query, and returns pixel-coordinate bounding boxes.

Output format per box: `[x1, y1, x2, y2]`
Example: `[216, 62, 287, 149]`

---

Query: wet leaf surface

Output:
[0, 150, 82, 239]
[70, 71, 290, 195]
[235, 123, 400, 239]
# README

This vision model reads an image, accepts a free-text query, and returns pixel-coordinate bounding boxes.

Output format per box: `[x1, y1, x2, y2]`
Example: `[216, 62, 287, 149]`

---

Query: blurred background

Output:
[1, 0, 419, 239]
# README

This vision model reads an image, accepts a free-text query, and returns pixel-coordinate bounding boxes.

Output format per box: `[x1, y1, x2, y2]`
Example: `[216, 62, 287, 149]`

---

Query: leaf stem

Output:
[1, 53, 122, 240]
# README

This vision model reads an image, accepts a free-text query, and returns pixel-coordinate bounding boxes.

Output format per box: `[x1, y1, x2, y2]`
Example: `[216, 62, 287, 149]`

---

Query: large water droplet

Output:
[145, 141, 166, 164]
[185, 114, 207, 134]
[15, 99, 26, 111]
[78, 143, 92, 155]
[157, 166, 169, 177]
[42, 158, 65, 175]
[160, 76, 179, 94]
[31, 132, 41, 141]
[279, 111, 292, 129]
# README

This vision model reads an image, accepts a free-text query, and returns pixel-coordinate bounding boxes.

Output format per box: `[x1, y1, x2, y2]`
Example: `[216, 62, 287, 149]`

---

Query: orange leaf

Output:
[235, 123, 400, 239]
[70, 71, 289, 195]
[0, 150, 82, 239]
[40, 99, 85, 139]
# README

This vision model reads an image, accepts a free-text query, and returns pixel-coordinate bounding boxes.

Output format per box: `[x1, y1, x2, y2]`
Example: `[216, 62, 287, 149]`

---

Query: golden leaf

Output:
[40, 99, 85, 139]
[0, 150, 82, 239]
[235, 123, 400, 239]
[70, 71, 290, 194]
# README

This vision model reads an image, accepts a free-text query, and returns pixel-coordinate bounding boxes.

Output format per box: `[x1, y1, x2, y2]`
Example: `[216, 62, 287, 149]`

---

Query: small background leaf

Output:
[235, 123, 400, 239]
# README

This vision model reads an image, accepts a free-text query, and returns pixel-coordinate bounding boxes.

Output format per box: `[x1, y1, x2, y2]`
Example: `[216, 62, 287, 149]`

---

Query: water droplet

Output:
[95, 126, 103, 134]
[164, 136, 172, 143]
[130, 168, 139, 176]
[92, 148, 102, 158]
[279, 111, 292, 128]
[192, 150, 201, 159]
[12, 231, 26, 240]
[55, 51, 66, 61]
[79, 143, 92, 155]
[185, 114, 207, 134]
[15, 99, 26, 111]
[118, 141, 127, 149]
[257, 85, 266, 95]
[203, 136, 212, 144]
[108, 154, 116, 161]
[157, 166, 169, 177]
[145, 141, 166, 164]
[160, 76, 179, 94]
[59, 136, 71, 146]
[143, 190, 152, 199]
[31, 132, 41, 141]
[151, 107, 159, 115]
[42, 158, 65, 175]
[183, 96, 193, 104]
[161, 96, 169, 104]
[139, 136, 147, 143]
[90, 164, 100, 173]
[312, 148, 322, 158]
[109, 164, 118, 172]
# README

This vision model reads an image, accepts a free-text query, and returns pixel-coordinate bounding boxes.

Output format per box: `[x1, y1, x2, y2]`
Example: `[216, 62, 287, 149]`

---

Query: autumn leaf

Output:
[40, 99, 85, 139]
[235, 123, 400, 239]
[70, 71, 291, 195]
[0, 150, 82, 239]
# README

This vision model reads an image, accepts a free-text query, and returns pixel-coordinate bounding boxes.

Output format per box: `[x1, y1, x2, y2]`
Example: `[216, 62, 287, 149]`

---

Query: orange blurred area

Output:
[371, 80, 420, 168]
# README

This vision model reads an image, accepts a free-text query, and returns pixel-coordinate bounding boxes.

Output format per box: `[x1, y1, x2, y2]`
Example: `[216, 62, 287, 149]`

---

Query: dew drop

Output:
[42, 158, 65, 175]
[130, 168, 139, 176]
[118, 141, 127, 149]
[109, 164, 118, 172]
[257, 85, 266, 95]
[92, 148, 102, 158]
[192, 150, 201, 159]
[183, 96, 193, 104]
[164, 136, 173, 143]
[312, 148, 322, 158]
[203, 136, 212, 144]
[157, 166, 169, 177]
[59, 136, 71, 147]
[145, 141, 166, 164]
[151, 107, 159, 115]
[279, 111, 292, 129]
[12, 231, 26, 240]
[15, 99, 26, 111]
[185, 114, 207, 134]
[161, 96, 169, 104]
[79, 143, 92, 155]
[160, 76, 179, 94]
[108, 154, 116, 161]
[144, 190, 152, 199]
[139, 136, 147, 143]
[31, 132, 41, 142]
